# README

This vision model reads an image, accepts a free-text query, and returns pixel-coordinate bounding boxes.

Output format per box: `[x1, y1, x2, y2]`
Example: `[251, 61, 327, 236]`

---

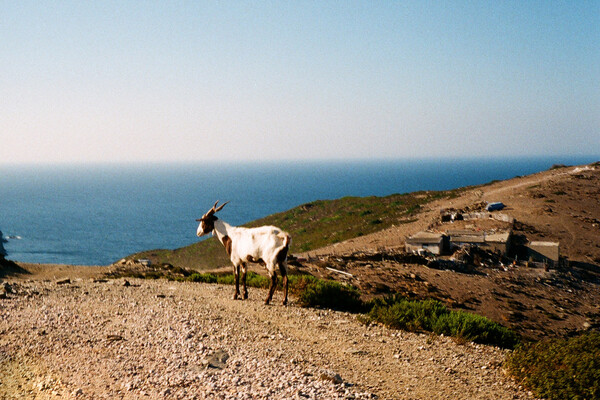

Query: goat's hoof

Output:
[282, 300, 288, 306]
[243, 292, 249, 300]
[233, 294, 239, 300]
[264, 300, 271, 305]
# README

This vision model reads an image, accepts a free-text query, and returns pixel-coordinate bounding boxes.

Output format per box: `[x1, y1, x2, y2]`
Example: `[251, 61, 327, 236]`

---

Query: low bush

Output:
[188, 273, 218, 283]
[366, 296, 446, 331]
[188, 271, 271, 288]
[288, 274, 318, 293]
[243, 271, 270, 288]
[506, 331, 600, 400]
[297, 279, 364, 312]
[364, 294, 519, 349]
[431, 310, 519, 349]
[143, 271, 163, 280]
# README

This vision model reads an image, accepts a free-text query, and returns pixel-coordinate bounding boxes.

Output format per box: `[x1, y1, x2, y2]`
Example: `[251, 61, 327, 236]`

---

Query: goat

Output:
[196, 201, 291, 305]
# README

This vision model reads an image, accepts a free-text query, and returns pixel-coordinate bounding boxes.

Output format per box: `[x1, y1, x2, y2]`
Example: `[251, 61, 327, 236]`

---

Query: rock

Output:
[320, 370, 343, 384]
[206, 350, 229, 369]
[2, 282, 14, 293]
[72, 388, 83, 396]
[123, 280, 131, 287]
[56, 279, 71, 285]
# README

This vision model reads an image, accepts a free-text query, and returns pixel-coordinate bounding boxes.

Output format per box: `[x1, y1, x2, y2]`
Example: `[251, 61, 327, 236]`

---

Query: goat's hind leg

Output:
[279, 262, 289, 306]
[264, 271, 277, 305]
[241, 263, 249, 299]
[232, 263, 241, 300]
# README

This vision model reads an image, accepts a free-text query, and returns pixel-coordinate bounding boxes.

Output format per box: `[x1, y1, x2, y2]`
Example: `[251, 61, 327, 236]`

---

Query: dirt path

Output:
[0, 276, 531, 399]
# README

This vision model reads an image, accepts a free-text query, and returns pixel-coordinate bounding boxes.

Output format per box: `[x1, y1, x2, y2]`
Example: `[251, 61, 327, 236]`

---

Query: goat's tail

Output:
[276, 234, 291, 266]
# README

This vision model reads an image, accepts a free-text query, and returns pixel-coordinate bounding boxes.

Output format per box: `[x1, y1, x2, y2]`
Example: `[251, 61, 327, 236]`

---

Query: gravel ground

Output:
[0, 278, 534, 399]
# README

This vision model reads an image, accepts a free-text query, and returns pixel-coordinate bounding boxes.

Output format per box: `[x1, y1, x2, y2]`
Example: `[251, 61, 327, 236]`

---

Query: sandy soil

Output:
[0, 273, 532, 400]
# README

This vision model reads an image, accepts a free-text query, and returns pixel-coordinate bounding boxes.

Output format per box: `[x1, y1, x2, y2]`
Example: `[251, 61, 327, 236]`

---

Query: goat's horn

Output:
[214, 201, 229, 212]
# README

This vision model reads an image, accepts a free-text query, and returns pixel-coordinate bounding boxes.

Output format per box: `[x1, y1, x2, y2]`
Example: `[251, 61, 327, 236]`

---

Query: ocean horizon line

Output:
[2, 154, 599, 168]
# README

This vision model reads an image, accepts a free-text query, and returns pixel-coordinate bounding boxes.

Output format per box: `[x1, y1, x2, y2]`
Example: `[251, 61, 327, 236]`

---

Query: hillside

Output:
[128, 189, 463, 270]
[293, 162, 600, 341]
[124, 162, 600, 341]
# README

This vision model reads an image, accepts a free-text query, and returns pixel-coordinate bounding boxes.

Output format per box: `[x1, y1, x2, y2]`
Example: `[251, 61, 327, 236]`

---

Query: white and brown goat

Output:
[196, 201, 291, 305]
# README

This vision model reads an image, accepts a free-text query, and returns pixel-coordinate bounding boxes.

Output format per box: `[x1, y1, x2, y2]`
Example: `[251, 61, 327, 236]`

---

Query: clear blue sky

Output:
[1, 1, 598, 163]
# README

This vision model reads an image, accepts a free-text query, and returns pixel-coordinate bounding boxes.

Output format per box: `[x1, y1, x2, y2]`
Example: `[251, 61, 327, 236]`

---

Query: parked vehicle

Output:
[486, 202, 505, 211]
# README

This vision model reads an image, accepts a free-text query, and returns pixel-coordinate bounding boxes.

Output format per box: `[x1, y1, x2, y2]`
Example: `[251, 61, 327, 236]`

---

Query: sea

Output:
[1, 156, 598, 266]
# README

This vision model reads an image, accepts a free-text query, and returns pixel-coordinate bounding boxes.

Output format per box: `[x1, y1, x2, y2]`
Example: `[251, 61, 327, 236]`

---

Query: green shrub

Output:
[367, 297, 446, 331]
[190, 271, 269, 288]
[364, 294, 518, 349]
[188, 273, 218, 283]
[297, 279, 364, 312]
[245, 271, 270, 288]
[216, 274, 235, 285]
[170, 266, 193, 276]
[144, 271, 163, 280]
[431, 311, 519, 349]
[186, 272, 364, 313]
[288, 274, 318, 293]
[507, 331, 600, 400]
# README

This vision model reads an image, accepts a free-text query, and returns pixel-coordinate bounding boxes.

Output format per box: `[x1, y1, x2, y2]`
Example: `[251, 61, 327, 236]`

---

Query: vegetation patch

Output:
[506, 331, 600, 400]
[363, 294, 519, 349]
[187, 271, 271, 288]
[295, 279, 364, 312]
[176, 271, 363, 312]
[128, 189, 462, 270]
[549, 164, 569, 170]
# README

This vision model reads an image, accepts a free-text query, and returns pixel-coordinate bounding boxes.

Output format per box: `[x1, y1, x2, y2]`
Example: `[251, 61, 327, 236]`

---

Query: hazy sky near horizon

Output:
[1, 1, 599, 164]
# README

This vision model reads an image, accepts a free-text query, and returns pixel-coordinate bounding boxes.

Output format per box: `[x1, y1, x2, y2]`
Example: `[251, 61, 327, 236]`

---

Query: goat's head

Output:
[196, 200, 229, 237]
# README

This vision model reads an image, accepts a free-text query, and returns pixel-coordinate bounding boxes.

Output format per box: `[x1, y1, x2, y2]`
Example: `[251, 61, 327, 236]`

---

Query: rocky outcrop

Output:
[0, 230, 7, 257]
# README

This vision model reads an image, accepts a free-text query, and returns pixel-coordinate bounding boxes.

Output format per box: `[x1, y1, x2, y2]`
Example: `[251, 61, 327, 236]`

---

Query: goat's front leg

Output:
[241, 263, 249, 299]
[282, 273, 289, 306]
[233, 264, 241, 300]
[264, 272, 277, 305]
